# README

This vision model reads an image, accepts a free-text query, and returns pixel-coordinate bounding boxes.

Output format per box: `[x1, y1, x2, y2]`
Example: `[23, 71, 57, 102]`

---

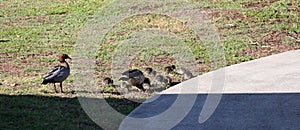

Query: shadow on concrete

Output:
[123, 93, 300, 129]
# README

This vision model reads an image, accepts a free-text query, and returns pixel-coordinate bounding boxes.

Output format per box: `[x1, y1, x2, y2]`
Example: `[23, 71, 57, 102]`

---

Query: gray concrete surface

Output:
[162, 49, 300, 94]
[119, 50, 300, 129]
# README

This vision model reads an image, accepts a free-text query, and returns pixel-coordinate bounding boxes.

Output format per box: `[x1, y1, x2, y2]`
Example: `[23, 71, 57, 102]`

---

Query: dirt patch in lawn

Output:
[242, 0, 280, 8]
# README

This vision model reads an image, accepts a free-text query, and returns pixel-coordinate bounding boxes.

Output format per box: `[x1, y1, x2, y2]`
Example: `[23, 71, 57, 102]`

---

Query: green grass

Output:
[0, 0, 299, 129]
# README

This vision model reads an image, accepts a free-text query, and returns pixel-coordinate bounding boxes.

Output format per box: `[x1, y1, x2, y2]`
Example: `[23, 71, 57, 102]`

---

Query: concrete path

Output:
[119, 50, 300, 129]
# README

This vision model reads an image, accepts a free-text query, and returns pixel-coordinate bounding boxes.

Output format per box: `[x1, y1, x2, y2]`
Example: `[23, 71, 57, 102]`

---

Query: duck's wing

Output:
[121, 69, 143, 78]
[43, 66, 62, 78]
[43, 65, 69, 82]
[121, 69, 145, 84]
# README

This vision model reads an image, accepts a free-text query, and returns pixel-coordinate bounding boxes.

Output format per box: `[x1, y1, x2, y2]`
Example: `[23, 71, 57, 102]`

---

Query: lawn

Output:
[0, 0, 299, 129]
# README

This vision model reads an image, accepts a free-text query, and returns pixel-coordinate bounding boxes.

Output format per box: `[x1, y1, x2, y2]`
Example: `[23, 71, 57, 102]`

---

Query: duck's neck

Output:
[60, 61, 69, 68]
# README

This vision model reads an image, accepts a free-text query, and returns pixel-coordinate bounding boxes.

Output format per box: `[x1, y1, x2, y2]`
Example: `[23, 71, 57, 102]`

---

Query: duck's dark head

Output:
[59, 54, 71, 63]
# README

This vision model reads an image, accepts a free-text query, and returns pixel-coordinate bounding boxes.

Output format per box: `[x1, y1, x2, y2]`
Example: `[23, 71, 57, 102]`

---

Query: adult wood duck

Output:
[42, 54, 71, 93]
[119, 69, 150, 91]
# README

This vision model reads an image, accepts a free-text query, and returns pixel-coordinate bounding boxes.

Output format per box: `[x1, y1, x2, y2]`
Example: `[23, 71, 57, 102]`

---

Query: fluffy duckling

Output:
[155, 75, 164, 83]
[177, 68, 194, 81]
[119, 69, 147, 91]
[183, 72, 194, 80]
[142, 78, 151, 91]
[145, 67, 157, 78]
[102, 77, 114, 86]
[155, 75, 172, 88]
[177, 68, 189, 75]
[120, 81, 130, 93]
[164, 65, 176, 74]
[164, 76, 172, 85]
[42, 54, 71, 93]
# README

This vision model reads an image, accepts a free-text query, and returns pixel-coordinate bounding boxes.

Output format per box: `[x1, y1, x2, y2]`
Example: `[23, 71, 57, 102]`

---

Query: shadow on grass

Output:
[0, 39, 9, 42]
[0, 94, 141, 129]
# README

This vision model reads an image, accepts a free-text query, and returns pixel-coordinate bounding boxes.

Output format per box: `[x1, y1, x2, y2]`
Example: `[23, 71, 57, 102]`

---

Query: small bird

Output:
[145, 67, 157, 78]
[142, 77, 151, 91]
[42, 54, 71, 93]
[155, 74, 172, 88]
[164, 76, 172, 85]
[102, 77, 114, 86]
[183, 72, 194, 80]
[177, 68, 189, 75]
[155, 75, 165, 83]
[177, 68, 194, 81]
[164, 65, 176, 74]
[120, 81, 130, 93]
[119, 69, 147, 91]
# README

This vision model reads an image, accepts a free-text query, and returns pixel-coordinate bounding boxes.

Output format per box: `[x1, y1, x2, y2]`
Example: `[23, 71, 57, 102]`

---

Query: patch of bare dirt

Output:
[242, 0, 280, 8]
[205, 3, 300, 60]
[239, 30, 299, 58]
[207, 9, 247, 21]
[0, 51, 58, 77]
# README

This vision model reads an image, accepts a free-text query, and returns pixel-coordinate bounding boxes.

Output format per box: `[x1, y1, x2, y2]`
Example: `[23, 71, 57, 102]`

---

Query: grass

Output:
[0, 0, 299, 129]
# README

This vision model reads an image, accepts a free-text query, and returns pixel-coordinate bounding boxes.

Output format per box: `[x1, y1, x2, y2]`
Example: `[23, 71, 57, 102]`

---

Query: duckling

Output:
[155, 75, 165, 83]
[142, 83, 150, 91]
[120, 81, 130, 93]
[102, 77, 114, 87]
[42, 54, 71, 93]
[164, 65, 176, 74]
[119, 69, 146, 91]
[183, 72, 194, 80]
[177, 68, 194, 81]
[154, 75, 172, 88]
[145, 67, 157, 78]
[177, 68, 189, 75]
[164, 76, 172, 85]
[142, 78, 151, 92]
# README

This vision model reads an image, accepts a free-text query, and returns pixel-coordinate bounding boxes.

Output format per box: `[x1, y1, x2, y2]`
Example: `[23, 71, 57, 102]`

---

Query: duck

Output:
[102, 77, 114, 86]
[145, 67, 157, 78]
[119, 69, 149, 91]
[177, 68, 189, 75]
[183, 72, 194, 80]
[155, 75, 165, 83]
[42, 54, 71, 93]
[154, 74, 172, 88]
[164, 76, 172, 85]
[164, 65, 176, 74]
[120, 81, 130, 93]
[177, 68, 194, 81]
[142, 77, 151, 91]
